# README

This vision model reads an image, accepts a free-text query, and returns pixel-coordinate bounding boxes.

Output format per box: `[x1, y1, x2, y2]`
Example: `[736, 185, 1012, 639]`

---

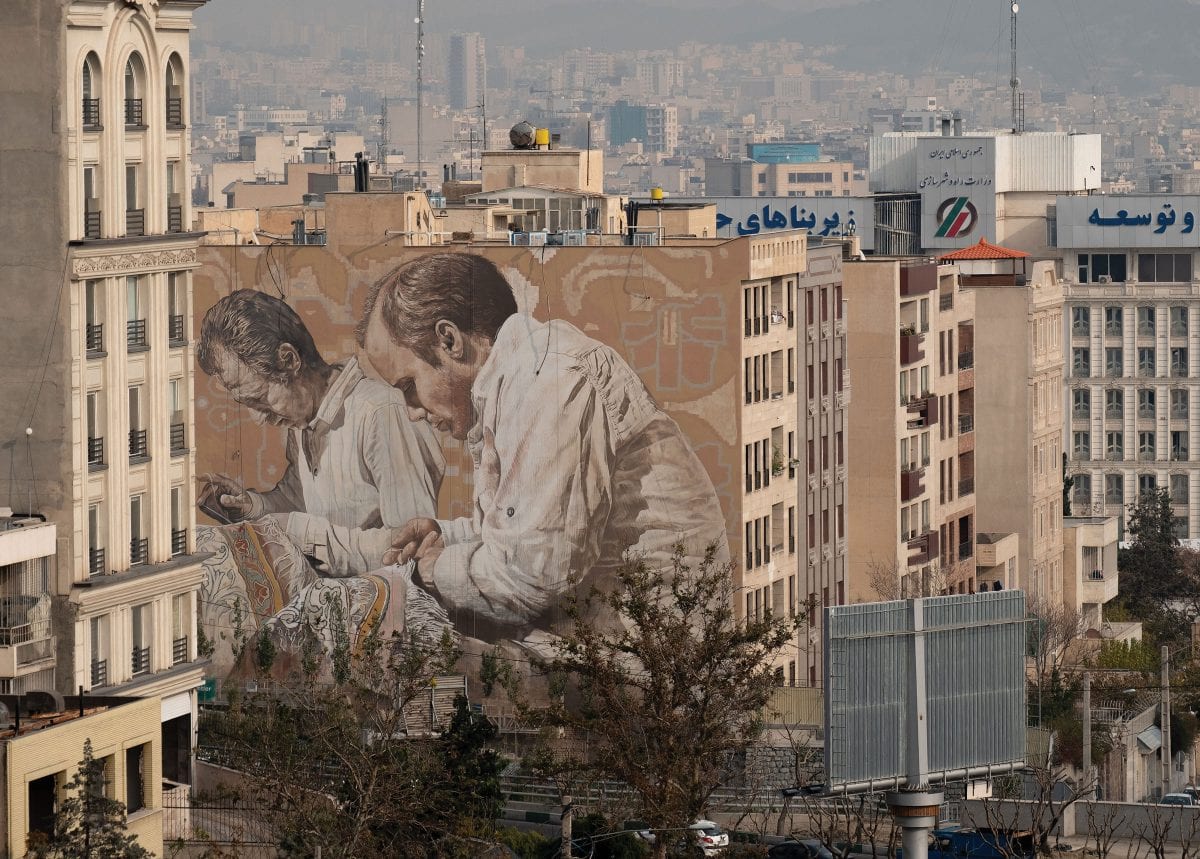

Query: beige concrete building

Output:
[1062, 515, 1120, 631]
[949, 241, 1067, 604]
[2, 695, 165, 857]
[0, 0, 208, 802]
[844, 259, 978, 602]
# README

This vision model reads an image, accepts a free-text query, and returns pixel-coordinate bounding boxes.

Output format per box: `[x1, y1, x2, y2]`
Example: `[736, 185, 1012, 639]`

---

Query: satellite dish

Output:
[510, 121, 536, 150]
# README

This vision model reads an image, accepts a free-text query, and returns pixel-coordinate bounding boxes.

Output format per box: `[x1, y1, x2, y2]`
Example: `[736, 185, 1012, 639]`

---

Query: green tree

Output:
[526, 543, 803, 859]
[1119, 488, 1187, 645]
[26, 738, 151, 859]
[1063, 453, 1074, 517]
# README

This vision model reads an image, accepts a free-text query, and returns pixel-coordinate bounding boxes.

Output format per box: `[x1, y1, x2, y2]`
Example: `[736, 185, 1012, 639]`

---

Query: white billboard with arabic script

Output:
[918, 138, 997, 250]
[1056, 195, 1200, 249]
[675, 196, 874, 250]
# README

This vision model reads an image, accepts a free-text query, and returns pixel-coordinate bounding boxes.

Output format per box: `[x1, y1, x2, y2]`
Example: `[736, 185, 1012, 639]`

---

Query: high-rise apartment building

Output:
[0, 0, 207, 794]
[448, 32, 486, 111]
[844, 259, 978, 602]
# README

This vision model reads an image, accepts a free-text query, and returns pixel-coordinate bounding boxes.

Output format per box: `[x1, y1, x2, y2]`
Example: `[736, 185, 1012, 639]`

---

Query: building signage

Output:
[918, 137, 996, 250]
[1056, 194, 1200, 249]
[680, 196, 875, 249]
[934, 197, 979, 239]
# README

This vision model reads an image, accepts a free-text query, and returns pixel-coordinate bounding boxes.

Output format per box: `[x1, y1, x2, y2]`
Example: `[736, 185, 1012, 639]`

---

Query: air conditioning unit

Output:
[560, 230, 586, 246]
[1098, 275, 1112, 284]
[527, 231, 548, 246]
[509, 232, 531, 246]
[632, 231, 660, 246]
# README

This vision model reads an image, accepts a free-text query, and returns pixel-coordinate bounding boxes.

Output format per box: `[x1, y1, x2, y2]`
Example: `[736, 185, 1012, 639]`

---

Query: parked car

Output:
[1160, 792, 1196, 806]
[635, 820, 731, 856]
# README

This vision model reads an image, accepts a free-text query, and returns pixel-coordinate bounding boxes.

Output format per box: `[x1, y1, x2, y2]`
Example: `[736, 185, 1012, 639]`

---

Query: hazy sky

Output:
[195, 0, 1200, 93]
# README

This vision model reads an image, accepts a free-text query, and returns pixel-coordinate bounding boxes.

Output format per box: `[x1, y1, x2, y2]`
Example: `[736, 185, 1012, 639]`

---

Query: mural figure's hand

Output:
[384, 518, 443, 566]
[197, 472, 253, 521]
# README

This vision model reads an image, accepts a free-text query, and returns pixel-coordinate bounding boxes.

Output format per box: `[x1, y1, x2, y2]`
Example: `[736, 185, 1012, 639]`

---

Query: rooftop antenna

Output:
[415, 0, 425, 189]
[1009, 1, 1022, 133]
[378, 96, 389, 169]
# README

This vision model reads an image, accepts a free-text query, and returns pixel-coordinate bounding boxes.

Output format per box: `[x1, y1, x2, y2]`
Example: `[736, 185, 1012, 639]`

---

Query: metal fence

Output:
[163, 793, 275, 846]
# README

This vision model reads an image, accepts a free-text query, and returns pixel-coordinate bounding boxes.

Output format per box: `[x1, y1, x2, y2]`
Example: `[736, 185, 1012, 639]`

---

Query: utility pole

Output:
[415, 0, 425, 189]
[1082, 673, 1093, 799]
[561, 794, 573, 859]
[1162, 644, 1172, 798]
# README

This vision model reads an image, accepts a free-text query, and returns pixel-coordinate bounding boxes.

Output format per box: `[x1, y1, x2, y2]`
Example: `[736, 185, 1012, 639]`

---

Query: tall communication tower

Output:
[1009, 1, 1023, 133]
[378, 96, 389, 168]
[415, 0, 425, 189]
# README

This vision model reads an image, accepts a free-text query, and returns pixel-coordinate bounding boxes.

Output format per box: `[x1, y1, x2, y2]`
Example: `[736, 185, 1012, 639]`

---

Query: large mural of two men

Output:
[192, 249, 733, 679]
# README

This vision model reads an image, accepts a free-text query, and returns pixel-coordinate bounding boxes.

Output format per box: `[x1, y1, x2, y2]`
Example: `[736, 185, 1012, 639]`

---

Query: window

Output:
[1173, 388, 1189, 419]
[90, 614, 109, 687]
[1080, 253, 1127, 283]
[1138, 347, 1156, 377]
[132, 603, 151, 675]
[1139, 388, 1156, 419]
[1139, 473, 1158, 495]
[126, 276, 146, 349]
[126, 744, 146, 813]
[1106, 473, 1124, 505]
[1106, 431, 1125, 460]
[168, 272, 186, 343]
[1138, 306, 1156, 337]
[1172, 473, 1189, 504]
[165, 53, 184, 128]
[1072, 347, 1090, 378]
[1139, 431, 1157, 461]
[1106, 388, 1124, 419]
[1173, 431, 1189, 461]
[1138, 253, 1193, 283]
[1172, 347, 1189, 378]
[128, 385, 147, 459]
[1105, 347, 1123, 377]
[1105, 306, 1123, 336]
[130, 494, 147, 565]
[1073, 431, 1090, 460]
[86, 391, 104, 469]
[88, 503, 105, 576]
[1172, 306, 1189, 337]
[81, 52, 101, 129]
[1074, 474, 1092, 505]
[171, 485, 187, 555]
[1071, 307, 1090, 337]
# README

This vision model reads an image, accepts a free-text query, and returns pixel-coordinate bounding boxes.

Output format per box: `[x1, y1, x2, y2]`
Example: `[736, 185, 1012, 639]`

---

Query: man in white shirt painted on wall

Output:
[358, 253, 729, 642]
[197, 289, 445, 575]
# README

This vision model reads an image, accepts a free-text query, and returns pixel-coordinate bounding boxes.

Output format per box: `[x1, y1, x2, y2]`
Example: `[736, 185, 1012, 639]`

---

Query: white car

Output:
[635, 820, 731, 856]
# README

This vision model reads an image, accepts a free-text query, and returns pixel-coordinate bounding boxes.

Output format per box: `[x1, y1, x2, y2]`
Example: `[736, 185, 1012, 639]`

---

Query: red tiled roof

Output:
[938, 237, 1029, 260]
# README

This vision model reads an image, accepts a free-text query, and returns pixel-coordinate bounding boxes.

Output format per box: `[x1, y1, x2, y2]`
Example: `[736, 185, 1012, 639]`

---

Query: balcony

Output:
[907, 529, 940, 565]
[82, 97, 101, 130]
[84, 209, 101, 239]
[90, 658, 107, 688]
[87, 436, 105, 470]
[172, 636, 189, 665]
[131, 645, 150, 676]
[1072, 322, 1090, 338]
[124, 97, 144, 128]
[167, 205, 184, 233]
[130, 537, 149, 566]
[901, 466, 925, 503]
[166, 96, 184, 128]
[906, 394, 939, 429]
[169, 423, 186, 454]
[126, 318, 147, 350]
[86, 322, 104, 354]
[1080, 567, 1119, 605]
[1073, 404, 1091, 420]
[125, 208, 145, 237]
[899, 261, 937, 297]
[959, 414, 974, 434]
[128, 428, 148, 460]
[1106, 403, 1124, 420]
[88, 547, 106, 577]
[171, 528, 188, 557]
[957, 350, 974, 371]
[900, 329, 925, 366]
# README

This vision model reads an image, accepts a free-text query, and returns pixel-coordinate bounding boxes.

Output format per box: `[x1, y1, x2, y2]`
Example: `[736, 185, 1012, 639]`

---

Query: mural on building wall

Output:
[192, 249, 734, 680]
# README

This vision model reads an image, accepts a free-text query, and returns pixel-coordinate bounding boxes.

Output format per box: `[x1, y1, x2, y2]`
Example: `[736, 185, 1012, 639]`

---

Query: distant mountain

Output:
[196, 0, 1200, 92]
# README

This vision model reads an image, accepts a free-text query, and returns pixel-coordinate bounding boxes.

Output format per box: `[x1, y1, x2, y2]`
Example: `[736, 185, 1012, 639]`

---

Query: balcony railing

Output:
[1088, 569, 1106, 581]
[124, 97, 144, 127]
[127, 318, 147, 349]
[87, 436, 105, 468]
[130, 537, 149, 566]
[958, 476, 975, 496]
[1172, 323, 1189, 338]
[168, 314, 186, 344]
[172, 636, 189, 665]
[959, 414, 974, 434]
[1073, 405, 1090, 419]
[125, 208, 145, 236]
[90, 658, 107, 688]
[170, 423, 186, 454]
[84, 209, 101, 239]
[167, 205, 183, 233]
[957, 350, 974, 370]
[86, 322, 104, 354]
[1173, 448, 1189, 462]
[131, 645, 150, 676]
[1072, 323, 1090, 338]
[171, 528, 188, 557]
[1139, 449, 1156, 462]
[82, 97, 101, 130]
[1106, 404, 1123, 420]
[166, 96, 184, 128]
[1105, 322, 1123, 337]
[88, 547, 105, 577]
[129, 428, 148, 459]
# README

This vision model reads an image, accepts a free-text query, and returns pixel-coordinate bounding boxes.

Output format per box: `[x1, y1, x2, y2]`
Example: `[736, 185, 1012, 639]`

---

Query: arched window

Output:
[81, 52, 101, 130]
[124, 53, 146, 127]
[165, 53, 184, 128]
